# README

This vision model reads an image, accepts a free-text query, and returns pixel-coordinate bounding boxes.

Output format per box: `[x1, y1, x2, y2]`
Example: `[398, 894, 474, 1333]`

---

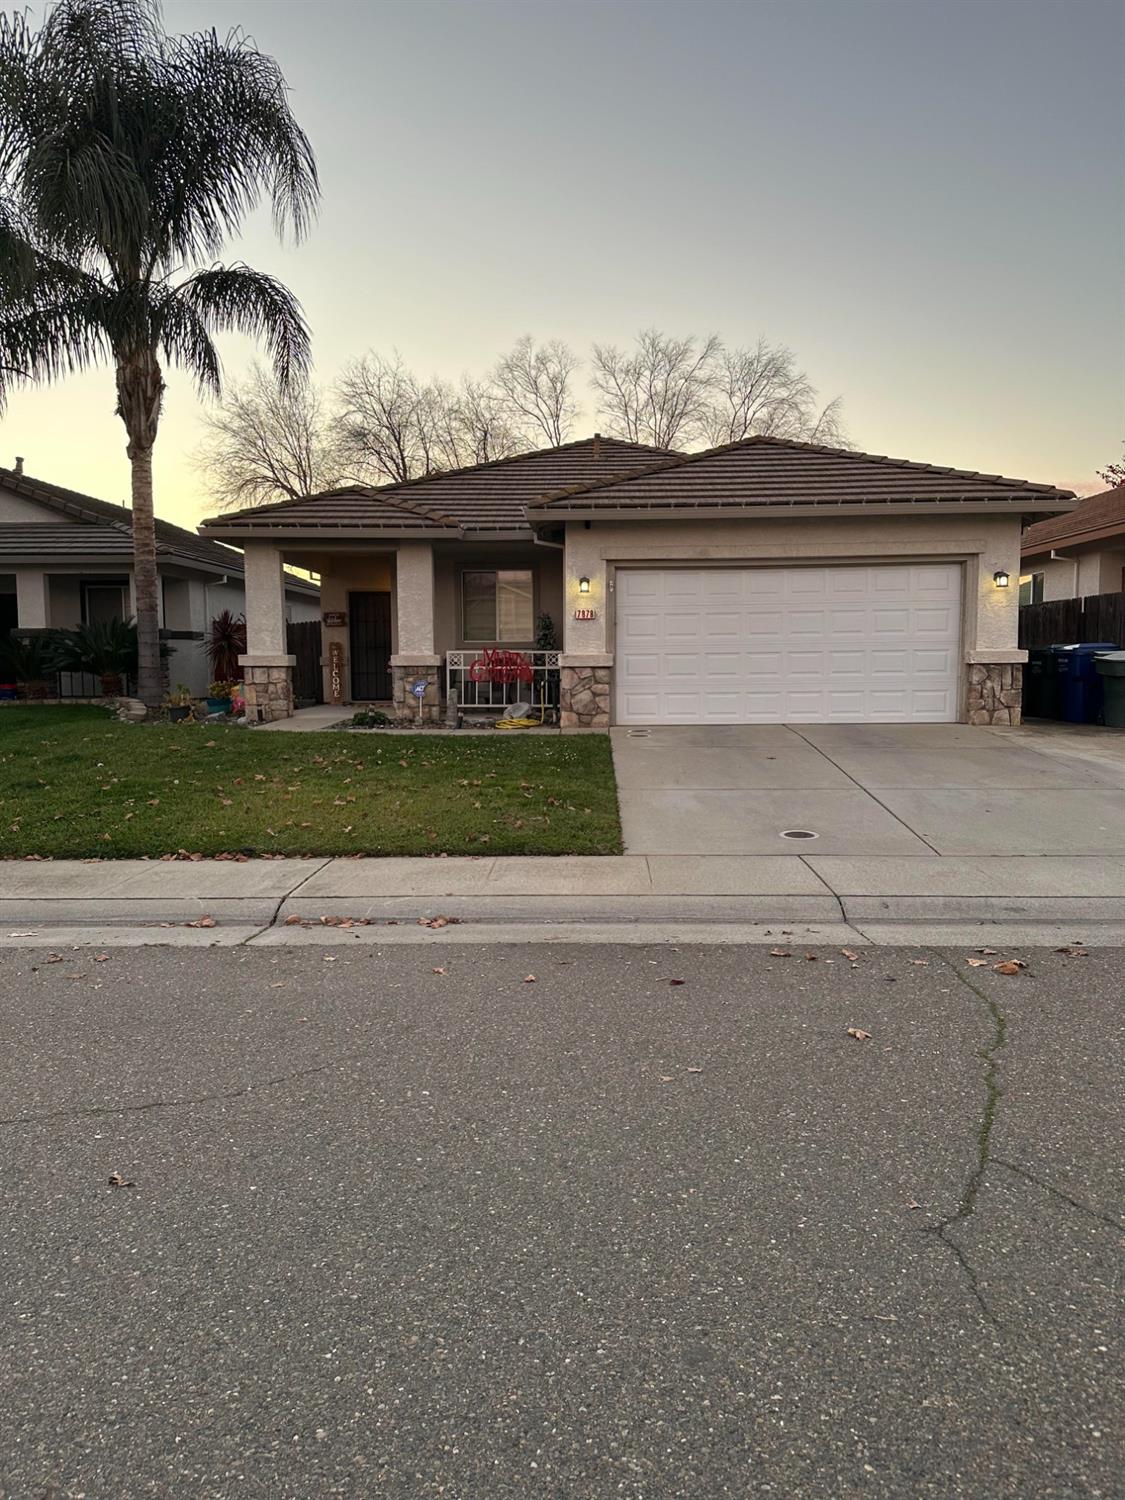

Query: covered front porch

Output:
[239, 537, 567, 724]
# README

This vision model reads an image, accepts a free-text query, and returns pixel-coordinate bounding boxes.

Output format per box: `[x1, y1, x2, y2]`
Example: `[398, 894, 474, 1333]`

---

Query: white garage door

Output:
[615, 564, 962, 724]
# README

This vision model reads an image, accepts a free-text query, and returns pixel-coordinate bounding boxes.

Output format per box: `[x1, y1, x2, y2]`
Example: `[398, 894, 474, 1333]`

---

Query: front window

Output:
[462, 569, 534, 642]
[83, 581, 129, 625]
[1018, 572, 1044, 606]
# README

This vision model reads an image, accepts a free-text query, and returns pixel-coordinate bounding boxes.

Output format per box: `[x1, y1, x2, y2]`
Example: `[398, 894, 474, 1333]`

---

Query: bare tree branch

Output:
[195, 361, 343, 509]
[701, 339, 847, 447]
[590, 329, 720, 449]
[493, 335, 580, 446]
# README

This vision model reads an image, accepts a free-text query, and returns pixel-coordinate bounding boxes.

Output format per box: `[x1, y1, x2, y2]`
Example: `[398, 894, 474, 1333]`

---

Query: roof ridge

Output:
[0, 466, 249, 567]
[202, 435, 677, 529]
[528, 433, 1075, 508]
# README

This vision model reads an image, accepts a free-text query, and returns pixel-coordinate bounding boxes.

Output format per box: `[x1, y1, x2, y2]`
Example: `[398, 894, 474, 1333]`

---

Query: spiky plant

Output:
[0, 0, 318, 705]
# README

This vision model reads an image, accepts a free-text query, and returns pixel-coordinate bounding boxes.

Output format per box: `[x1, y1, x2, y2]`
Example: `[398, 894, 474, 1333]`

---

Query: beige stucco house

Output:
[1020, 486, 1125, 603]
[198, 435, 1075, 728]
[0, 463, 319, 695]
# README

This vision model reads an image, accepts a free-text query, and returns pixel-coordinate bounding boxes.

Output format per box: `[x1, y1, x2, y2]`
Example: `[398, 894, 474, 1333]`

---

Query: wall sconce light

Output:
[993, 569, 1010, 588]
[578, 576, 590, 594]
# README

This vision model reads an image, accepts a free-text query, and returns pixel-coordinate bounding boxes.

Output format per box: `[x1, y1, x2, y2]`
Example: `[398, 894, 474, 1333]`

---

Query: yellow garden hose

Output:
[494, 682, 548, 729]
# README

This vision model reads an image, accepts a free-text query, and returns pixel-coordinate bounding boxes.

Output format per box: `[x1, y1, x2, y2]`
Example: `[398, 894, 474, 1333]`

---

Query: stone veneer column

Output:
[238, 543, 295, 723]
[965, 663, 1023, 726]
[390, 542, 441, 724]
[559, 655, 613, 729]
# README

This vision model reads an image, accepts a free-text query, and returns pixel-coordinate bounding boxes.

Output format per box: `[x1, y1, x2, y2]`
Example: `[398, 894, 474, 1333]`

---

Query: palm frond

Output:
[174, 264, 310, 387]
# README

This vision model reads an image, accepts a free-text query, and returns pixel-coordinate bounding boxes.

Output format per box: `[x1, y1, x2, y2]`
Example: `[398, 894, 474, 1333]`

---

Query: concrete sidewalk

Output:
[2, 854, 1123, 933]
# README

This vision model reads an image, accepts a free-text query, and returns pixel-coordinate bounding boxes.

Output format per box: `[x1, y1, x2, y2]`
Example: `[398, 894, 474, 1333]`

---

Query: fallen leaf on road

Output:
[1055, 945, 1088, 957]
[841, 948, 860, 962]
[992, 960, 1025, 975]
[669, 978, 686, 986]
[686, 1066, 703, 1073]
[45, 953, 63, 964]
[283, 914, 304, 925]
[966, 958, 990, 967]
[770, 948, 791, 958]
[417, 915, 461, 929]
[523, 974, 537, 983]
[846, 1027, 872, 1040]
[93, 953, 109, 963]
[185, 916, 216, 929]
[432, 966, 446, 975]
[977, 947, 1000, 956]
[908, 1199, 922, 1210]
[107, 1172, 134, 1188]
[909, 959, 928, 966]
[805, 953, 818, 961]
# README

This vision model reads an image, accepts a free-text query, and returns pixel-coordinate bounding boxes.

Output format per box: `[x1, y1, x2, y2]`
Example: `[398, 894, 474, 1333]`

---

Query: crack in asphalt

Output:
[923, 958, 1008, 1326]
[0, 1054, 355, 1131]
[992, 1157, 1125, 1234]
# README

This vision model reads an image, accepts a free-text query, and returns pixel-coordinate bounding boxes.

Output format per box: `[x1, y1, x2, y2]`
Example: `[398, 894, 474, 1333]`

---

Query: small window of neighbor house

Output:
[462, 570, 534, 642]
[1018, 572, 1044, 606]
[83, 581, 129, 625]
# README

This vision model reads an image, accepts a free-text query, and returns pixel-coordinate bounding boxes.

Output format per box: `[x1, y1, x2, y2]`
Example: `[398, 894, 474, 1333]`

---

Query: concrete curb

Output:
[2, 855, 1123, 936]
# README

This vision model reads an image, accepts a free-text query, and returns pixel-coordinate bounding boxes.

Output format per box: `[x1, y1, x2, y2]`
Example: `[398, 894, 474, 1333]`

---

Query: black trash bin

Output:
[1055, 643, 1119, 724]
[1024, 646, 1061, 720]
[1094, 652, 1125, 729]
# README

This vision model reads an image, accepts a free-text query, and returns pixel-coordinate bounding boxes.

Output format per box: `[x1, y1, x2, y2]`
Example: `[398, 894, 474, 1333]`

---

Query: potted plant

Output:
[206, 680, 236, 713]
[0, 633, 55, 700]
[164, 684, 194, 722]
[50, 617, 139, 697]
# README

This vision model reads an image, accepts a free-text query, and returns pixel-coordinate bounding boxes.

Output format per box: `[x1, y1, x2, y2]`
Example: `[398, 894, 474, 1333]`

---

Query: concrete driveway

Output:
[611, 722, 1125, 856]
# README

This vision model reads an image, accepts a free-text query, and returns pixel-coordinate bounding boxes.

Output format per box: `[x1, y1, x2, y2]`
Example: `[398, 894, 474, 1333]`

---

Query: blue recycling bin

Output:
[1053, 643, 1119, 724]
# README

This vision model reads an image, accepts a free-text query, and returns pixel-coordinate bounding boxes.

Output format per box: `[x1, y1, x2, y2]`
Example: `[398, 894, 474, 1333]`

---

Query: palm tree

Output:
[0, 0, 318, 706]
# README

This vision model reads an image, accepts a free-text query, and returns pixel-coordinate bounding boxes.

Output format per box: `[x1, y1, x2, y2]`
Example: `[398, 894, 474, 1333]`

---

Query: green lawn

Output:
[0, 706, 622, 858]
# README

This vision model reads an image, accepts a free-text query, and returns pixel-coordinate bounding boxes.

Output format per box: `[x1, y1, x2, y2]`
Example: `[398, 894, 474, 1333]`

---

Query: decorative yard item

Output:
[206, 612, 247, 684]
[468, 649, 534, 686]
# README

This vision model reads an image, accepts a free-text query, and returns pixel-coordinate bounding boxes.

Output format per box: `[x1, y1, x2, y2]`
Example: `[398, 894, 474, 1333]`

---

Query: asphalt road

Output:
[0, 942, 1121, 1499]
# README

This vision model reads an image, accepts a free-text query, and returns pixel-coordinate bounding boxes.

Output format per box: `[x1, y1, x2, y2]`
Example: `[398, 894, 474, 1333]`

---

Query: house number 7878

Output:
[573, 608, 597, 621]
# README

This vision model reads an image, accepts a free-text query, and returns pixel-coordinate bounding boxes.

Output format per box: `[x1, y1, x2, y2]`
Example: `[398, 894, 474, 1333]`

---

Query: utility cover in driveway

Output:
[615, 565, 961, 724]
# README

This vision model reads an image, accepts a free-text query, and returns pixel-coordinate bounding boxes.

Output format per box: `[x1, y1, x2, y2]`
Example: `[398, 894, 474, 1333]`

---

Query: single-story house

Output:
[1020, 486, 1125, 603]
[0, 462, 320, 695]
[198, 434, 1075, 727]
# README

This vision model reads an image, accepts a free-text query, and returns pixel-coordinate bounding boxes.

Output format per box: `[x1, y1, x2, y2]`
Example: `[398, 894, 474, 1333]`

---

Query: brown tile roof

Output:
[1021, 486, 1125, 557]
[199, 437, 675, 537]
[0, 466, 252, 574]
[526, 435, 1076, 514]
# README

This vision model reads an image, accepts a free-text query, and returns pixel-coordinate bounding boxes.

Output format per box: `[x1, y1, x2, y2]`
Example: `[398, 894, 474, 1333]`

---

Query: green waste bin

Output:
[1094, 652, 1125, 729]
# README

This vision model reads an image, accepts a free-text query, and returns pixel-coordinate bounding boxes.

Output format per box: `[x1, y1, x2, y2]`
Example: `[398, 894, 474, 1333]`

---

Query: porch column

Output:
[390, 542, 440, 723]
[15, 568, 50, 629]
[238, 543, 295, 723]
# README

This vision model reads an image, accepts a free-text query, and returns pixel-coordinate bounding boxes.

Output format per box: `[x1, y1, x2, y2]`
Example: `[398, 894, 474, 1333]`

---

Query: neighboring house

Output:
[0, 463, 320, 696]
[1020, 486, 1125, 604]
[198, 435, 1074, 728]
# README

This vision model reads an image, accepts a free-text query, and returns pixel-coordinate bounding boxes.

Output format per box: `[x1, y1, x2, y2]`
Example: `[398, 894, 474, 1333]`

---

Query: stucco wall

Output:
[0, 490, 67, 522]
[561, 513, 1025, 662]
[1035, 549, 1125, 601]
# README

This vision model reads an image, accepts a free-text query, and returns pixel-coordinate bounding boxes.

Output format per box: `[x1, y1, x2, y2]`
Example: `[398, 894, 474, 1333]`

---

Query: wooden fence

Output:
[1018, 590, 1125, 650]
[287, 619, 323, 704]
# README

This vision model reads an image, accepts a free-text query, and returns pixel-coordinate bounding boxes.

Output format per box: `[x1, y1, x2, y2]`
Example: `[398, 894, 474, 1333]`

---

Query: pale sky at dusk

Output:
[2, 0, 1122, 529]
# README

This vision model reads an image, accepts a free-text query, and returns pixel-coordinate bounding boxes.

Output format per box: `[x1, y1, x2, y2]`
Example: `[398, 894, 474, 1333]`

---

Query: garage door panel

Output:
[615, 564, 962, 724]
